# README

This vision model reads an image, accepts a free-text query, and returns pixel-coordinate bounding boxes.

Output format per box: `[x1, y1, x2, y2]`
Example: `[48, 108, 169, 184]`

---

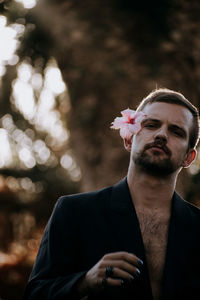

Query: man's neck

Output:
[127, 164, 177, 212]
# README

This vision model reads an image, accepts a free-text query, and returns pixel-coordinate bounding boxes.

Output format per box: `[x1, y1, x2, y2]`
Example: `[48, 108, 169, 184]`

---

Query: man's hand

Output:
[76, 251, 143, 296]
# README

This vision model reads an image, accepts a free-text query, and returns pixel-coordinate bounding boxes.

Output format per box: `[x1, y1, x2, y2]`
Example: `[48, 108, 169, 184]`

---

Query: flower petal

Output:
[134, 111, 146, 122]
[128, 123, 141, 134]
[120, 125, 133, 140]
[110, 116, 127, 129]
[121, 108, 136, 120]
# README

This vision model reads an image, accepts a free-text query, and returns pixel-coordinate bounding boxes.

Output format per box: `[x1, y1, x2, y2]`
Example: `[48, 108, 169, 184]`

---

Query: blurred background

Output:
[0, 0, 200, 299]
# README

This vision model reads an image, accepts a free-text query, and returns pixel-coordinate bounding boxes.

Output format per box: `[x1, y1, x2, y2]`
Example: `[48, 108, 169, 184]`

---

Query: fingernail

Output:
[136, 268, 141, 276]
[130, 275, 135, 282]
[138, 259, 143, 266]
[120, 279, 125, 286]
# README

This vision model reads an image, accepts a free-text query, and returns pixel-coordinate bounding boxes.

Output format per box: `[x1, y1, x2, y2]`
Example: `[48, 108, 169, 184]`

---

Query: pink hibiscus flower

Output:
[110, 108, 146, 140]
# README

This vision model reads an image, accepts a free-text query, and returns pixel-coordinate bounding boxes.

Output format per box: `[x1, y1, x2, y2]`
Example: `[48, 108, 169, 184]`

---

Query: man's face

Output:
[131, 102, 194, 177]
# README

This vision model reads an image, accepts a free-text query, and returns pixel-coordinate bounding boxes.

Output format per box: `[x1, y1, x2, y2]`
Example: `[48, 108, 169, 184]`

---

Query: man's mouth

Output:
[144, 143, 171, 156]
[149, 146, 166, 153]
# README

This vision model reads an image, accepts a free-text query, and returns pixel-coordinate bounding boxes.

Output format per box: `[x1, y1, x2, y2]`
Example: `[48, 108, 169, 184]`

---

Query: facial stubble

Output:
[134, 148, 184, 177]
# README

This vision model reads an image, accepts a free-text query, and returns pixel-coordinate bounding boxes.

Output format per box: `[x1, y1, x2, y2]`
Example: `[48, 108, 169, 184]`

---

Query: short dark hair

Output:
[136, 88, 200, 149]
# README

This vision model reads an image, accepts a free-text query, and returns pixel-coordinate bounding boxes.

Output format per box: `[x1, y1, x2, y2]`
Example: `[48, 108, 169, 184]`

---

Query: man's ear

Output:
[182, 149, 197, 168]
[124, 137, 132, 152]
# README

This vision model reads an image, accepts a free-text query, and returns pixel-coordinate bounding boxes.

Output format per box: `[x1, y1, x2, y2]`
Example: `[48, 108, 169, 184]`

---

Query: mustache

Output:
[143, 141, 171, 156]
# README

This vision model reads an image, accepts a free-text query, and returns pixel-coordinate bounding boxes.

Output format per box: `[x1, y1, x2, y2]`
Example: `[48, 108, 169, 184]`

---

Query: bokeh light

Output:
[0, 11, 81, 198]
[15, 0, 37, 9]
[0, 129, 13, 167]
[0, 15, 20, 76]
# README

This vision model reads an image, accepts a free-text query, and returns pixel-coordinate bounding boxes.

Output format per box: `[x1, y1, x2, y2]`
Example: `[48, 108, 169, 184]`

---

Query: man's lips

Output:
[144, 143, 171, 156]
[148, 146, 166, 154]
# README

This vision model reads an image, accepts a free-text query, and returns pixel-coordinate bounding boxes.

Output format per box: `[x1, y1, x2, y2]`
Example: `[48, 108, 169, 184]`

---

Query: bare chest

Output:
[137, 211, 170, 300]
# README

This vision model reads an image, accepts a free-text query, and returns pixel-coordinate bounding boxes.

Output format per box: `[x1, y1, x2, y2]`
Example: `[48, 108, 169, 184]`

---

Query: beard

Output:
[134, 142, 183, 177]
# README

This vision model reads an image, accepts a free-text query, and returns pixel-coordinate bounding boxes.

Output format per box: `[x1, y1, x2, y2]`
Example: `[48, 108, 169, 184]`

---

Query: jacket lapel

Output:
[161, 192, 196, 299]
[109, 177, 144, 256]
[109, 177, 153, 299]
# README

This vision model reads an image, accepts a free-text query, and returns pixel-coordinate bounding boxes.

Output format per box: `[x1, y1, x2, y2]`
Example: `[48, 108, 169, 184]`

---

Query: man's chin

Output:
[134, 155, 176, 177]
[141, 164, 174, 177]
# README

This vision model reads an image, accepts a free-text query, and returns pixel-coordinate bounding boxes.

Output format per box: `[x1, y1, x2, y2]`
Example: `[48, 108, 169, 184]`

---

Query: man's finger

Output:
[108, 266, 136, 281]
[100, 259, 140, 277]
[103, 251, 143, 268]
[100, 277, 125, 288]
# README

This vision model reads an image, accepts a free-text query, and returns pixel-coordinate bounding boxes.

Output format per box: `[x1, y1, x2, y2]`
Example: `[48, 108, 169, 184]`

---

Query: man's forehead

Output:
[141, 102, 193, 127]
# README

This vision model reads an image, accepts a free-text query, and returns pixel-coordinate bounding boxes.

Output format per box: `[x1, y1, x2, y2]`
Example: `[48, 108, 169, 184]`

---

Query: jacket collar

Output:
[110, 177, 134, 214]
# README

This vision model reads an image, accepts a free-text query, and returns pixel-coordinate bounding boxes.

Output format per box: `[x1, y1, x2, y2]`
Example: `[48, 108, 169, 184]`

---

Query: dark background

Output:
[0, 1, 200, 299]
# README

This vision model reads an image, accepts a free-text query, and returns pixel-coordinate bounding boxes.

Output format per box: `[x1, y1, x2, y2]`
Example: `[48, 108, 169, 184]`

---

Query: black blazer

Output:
[23, 178, 200, 300]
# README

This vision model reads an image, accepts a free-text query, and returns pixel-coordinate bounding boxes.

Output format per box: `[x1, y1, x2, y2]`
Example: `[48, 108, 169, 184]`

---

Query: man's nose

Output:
[154, 127, 168, 142]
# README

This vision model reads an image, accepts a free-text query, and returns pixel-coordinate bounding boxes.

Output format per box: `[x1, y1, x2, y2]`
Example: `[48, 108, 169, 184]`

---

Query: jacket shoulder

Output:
[56, 184, 113, 212]
[176, 192, 200, 225]
[185, 200, 200, 217]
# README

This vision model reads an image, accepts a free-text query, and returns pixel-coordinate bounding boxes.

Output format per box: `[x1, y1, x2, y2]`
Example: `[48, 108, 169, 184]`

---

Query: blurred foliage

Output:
[0, 0, 200, 299]
[0, 1, 81, 299]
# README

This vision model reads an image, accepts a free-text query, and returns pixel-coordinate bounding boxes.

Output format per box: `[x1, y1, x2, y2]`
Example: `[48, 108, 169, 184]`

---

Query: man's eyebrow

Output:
[141, 118, 161, 124]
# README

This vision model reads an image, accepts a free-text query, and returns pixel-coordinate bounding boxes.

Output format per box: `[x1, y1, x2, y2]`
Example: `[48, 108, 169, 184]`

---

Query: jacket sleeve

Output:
[23, 196, 87, 300]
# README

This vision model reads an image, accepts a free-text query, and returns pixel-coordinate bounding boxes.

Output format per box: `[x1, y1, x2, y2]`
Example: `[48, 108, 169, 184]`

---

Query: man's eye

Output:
[144, 124, 156, 128]
[171, 128, 184, 137]
[173, 131, 183, 137]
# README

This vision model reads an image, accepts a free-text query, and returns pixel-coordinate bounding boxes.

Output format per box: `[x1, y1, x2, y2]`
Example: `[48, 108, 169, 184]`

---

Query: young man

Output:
[23, 88, 200, 300]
